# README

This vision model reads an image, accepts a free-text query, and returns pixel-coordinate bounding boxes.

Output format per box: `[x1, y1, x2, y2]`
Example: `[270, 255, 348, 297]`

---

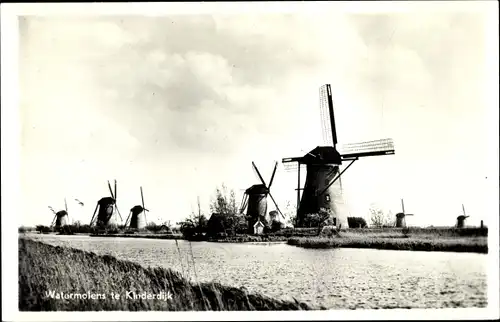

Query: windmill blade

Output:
[114, 180, 117, 201]
[267, 191, 285, 219]
[48, 206, 56, 215]
[338, 166, 343, 193]
[462, 204, 466, 216]
[125, 210, 132, 227]
[108, 181, 115, 199]
[51, 214, 57, 227]
[252, 161, 267, 187]
[140, 186, 147, 225]
[115, 204, 123, 223]
[90, 203, 99, 226]
[319, 84, 338, 146]
[141, 187, 145, 211]
[283, 162, 300, 172]
[401, 199, 405, 214]
[65, 198, 68, 212]
[268, 161, 278, 190]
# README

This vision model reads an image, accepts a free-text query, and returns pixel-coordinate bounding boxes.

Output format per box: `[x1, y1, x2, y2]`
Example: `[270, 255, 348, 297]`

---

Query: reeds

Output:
[18, 238, 313, 311]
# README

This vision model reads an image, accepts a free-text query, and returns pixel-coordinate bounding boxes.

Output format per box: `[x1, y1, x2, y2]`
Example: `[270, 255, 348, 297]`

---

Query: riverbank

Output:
[18, 237, 313, 311]
[89, 233, 184, 240]
[287, 234, 488, 254]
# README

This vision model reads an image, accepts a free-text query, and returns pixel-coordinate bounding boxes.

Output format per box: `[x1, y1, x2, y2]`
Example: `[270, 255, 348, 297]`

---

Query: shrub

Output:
[347, 217, 367, 228]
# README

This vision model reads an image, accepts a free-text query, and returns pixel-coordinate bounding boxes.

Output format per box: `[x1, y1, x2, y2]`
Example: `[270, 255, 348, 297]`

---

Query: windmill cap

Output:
[245, 184, 268, 195]
[301, 146, 341, 164]
[98, 197, 115, 205]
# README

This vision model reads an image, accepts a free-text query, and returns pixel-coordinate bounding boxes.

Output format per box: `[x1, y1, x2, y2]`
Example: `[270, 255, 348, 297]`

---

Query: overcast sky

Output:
[16, 3, 497, 228]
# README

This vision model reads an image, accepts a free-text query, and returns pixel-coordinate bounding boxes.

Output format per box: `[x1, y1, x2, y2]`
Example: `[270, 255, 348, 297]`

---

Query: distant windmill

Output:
[89, 180, 123, 227]
[456, 204, 469, 228]
[282, 84, 395, 228]
[395, 198, 414, 228]
[49, 198, 69, 228]
[239, 161, 285, 233]
[125, 186, 149, 229]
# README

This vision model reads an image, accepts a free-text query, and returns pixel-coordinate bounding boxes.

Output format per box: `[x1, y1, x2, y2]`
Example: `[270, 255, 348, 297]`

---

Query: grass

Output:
[287, 228, 488, 254]
[18, 237, 314, 311]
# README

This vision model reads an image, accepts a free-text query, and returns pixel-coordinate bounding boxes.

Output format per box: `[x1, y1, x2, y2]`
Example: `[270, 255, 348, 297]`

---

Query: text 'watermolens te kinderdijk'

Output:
[45, 290, 173, 301]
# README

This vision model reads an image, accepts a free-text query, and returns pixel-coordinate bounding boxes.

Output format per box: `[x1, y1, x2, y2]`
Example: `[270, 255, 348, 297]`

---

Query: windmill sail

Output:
[340, 138, 395, 158]
[319, 84, 337, 147]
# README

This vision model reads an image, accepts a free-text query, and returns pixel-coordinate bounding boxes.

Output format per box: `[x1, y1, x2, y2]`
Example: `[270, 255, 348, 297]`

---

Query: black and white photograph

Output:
[2, 1, 499, 320]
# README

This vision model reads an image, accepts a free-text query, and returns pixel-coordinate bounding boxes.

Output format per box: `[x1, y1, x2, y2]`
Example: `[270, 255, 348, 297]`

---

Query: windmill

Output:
[48, 198, 69, 228]
[282, 84, 395, 228]
[456, 204, 469, 228]
[89, 180, 123, 227]
[395, 198, 414, 228]
[125, 186, 149, 229]
[239, 161, 285, 232]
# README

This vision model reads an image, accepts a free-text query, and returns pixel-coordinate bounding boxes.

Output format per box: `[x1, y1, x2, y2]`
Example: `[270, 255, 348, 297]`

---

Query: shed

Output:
[253, 220, 265, 235]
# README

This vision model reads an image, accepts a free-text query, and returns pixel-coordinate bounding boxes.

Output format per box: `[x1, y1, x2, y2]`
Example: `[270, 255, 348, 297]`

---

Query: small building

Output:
[253, 220, 265, 235]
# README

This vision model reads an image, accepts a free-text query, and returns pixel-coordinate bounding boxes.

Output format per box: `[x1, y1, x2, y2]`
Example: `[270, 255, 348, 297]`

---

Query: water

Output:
[26, 234, 487, 309]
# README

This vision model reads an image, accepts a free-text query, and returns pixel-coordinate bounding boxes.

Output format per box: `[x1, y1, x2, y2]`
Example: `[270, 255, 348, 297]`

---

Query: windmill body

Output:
[129, 206, 147, 229]
[283, 84, 395, 228]
[295, 148, 346, 227]
[125, 186, 149, 229]
[95, 197, 116, 226]
[90, 180, 122, 227]
[240, 162, 285, 234]
[456, 204, 469, 228]
[395, 213, 406, 228]
[49, 198, 70, 228]
[245, 184, 269, 229]
[395, 199, 413, 228]
[54, 210, 69, 227]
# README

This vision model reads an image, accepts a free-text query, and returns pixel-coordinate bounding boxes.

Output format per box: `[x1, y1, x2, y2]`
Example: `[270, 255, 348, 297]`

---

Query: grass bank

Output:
[18, 238, 313, 311]
[287, 234, 488, 254]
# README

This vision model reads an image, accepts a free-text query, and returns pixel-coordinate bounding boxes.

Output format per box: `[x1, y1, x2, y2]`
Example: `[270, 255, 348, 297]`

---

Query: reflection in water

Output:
[29, 234, 487, 309]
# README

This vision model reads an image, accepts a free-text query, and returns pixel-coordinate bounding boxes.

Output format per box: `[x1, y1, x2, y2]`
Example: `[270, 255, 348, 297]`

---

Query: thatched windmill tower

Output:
[282, 84, 396, 228]
[125, 186, 149, 229]
[239, 161, 285, 233]
[395, 198, 414, 228]
[48, 198, 69, 228]
[89, 180, 123, 227]
[456, 204, 469, 228]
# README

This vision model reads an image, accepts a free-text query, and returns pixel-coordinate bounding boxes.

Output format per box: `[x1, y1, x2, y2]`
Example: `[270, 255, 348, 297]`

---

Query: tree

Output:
[208, 183, 246, 235]
[369, 204, 392, 228]
[348, 217, 368, 228]
[270, 220, 284, 233]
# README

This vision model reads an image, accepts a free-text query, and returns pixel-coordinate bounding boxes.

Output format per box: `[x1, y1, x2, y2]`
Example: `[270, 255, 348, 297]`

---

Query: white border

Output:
[2, 2, 499, 321]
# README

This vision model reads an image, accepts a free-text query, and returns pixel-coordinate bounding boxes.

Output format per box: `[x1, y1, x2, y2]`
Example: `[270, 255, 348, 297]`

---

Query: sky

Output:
[15, 3, 498, 228]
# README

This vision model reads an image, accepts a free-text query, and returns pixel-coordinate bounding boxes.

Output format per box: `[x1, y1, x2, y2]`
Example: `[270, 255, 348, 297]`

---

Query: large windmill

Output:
[456, 204, 469, 228]
[282, 84, 395, 228]
[89, 180, 123, 227]
[239, 161, 285, 232]
[125, 186, 149, 229]
[395, 198, 414, 228]
[48, 198, 69, 228]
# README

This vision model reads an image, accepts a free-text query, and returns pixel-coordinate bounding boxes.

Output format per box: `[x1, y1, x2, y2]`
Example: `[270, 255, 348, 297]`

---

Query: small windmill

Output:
[125, 186, 149, 229]
[89, 180, 123, 227]
[49, 198, 69, 228]
[456, 204, 469, 228]
[395, 198, 414, 228]
[282, 84, 395, 228]
[239, 161, 285, 232]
